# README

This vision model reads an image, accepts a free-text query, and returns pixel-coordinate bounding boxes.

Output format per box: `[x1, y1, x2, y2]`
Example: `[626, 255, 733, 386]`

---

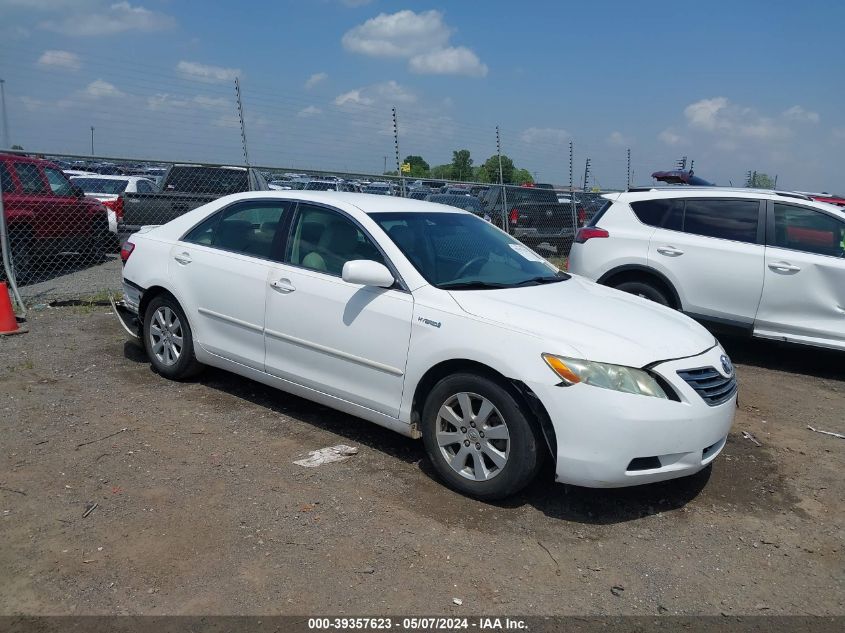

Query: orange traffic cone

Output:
[0, 282, 20, 335]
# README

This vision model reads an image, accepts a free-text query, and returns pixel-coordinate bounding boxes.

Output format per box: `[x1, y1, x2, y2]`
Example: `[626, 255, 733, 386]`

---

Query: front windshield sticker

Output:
[509, 243, 549, 264]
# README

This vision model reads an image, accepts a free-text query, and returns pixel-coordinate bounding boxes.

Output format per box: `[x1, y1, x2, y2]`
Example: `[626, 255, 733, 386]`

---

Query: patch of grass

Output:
[546, 256, 568, 270]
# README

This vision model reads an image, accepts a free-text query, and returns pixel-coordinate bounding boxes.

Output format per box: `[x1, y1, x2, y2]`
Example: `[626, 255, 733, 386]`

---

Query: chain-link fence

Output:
[0, 149, 617, 309]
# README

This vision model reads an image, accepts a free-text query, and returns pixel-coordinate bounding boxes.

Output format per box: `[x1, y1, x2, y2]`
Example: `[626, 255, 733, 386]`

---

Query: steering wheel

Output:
[454, 256, 487, 279]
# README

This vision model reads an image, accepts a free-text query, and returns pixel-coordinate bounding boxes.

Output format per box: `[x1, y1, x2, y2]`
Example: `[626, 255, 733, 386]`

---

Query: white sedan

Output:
[70, 174, 157, 235]
[117, 192, 736, 499]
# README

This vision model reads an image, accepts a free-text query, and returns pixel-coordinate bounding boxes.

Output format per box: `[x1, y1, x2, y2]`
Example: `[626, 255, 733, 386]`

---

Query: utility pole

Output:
[583, 158, 591, 192]
[497, 126, 508, 229]
[626, 148, 631, 188]
[0, 79, 9, 149]
[392, 107, 405, 197]
[90, 126, 95, 155]
[569, 140, 576, 232]
[234, 77, 250, 167]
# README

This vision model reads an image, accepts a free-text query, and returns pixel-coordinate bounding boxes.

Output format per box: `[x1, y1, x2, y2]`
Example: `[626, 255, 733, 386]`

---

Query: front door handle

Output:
[270, 278, 296, 293]
[174, 252, 192, 265]
[656, 246, 684, 257]
[768, 261, 801, 273]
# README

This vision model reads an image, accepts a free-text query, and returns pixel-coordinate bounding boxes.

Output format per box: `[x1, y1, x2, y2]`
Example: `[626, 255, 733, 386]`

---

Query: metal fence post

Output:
[0, 175, 25, 314]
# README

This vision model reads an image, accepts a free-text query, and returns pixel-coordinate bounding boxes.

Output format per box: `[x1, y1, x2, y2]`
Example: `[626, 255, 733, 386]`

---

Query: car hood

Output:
[448, 275, 716, 368]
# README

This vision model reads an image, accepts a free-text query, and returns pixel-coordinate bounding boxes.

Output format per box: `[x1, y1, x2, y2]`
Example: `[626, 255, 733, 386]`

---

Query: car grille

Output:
[676, 366, 737, 406]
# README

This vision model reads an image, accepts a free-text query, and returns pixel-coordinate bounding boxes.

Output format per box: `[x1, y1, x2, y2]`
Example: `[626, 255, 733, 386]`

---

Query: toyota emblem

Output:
[720, 354, 733, 375]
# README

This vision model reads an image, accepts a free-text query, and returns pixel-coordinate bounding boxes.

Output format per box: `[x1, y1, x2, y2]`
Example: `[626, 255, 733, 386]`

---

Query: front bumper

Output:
[530, 345, 736, 488]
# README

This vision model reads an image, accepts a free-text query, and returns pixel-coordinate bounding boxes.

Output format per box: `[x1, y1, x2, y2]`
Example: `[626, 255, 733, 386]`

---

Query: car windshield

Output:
[71, 177, 129, 194]
[372, 211, 568, 289]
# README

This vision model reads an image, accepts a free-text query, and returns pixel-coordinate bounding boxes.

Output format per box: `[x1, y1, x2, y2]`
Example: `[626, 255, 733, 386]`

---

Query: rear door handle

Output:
[768, 261, 801, 273]
[656, 246, 684, 257]
[270, 278, 296, 293]
[174, 252, 192, 265]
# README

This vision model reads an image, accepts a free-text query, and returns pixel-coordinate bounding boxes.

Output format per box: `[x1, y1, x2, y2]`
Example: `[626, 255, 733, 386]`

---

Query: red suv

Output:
[0, 153, 110, 280]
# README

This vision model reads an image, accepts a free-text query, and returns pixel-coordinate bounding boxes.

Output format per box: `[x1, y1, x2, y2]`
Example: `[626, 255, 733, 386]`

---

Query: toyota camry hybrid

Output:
[116, 191, 736, 500]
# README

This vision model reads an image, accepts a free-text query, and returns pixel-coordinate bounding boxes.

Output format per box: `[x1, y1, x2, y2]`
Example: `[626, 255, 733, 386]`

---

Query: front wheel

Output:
[143, 294, 203, 380]
[421, 373, 543, 500]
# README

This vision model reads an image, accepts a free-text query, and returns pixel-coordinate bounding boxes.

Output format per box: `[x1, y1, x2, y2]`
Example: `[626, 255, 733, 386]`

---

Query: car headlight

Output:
[542, 353, 668, 399]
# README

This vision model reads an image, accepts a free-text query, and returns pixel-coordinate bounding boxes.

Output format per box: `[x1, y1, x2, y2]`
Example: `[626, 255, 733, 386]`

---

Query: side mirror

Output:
[70, 184, 85, 198]
[342, 260, 394, 288]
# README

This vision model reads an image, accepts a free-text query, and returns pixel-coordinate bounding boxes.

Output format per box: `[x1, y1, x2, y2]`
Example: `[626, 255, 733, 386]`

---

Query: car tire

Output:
[421, 373, 543, 500]
[143, 293, 203, 380]
[5, 231, 33, 284]
[614, 280, 671, 307]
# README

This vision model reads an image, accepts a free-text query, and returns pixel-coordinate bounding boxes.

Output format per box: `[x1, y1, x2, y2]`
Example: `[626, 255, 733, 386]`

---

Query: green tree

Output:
[746, 171, 775, 189]
[430, 164, 453, 179]
[403, 155, 430, 177]
[512, 168, 533, 185]
[450, 149, 473, 181]
[10, 144, 23, 150]
[479, 154, 515, 184]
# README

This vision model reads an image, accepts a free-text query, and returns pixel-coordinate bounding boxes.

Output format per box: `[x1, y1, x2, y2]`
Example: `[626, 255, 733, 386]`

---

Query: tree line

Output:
[386, 149, 534, 184]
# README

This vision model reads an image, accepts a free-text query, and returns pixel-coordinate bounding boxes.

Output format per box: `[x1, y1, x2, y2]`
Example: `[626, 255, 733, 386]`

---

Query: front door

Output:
[754, 202, 845, 349]
[263, 203, 413, 417]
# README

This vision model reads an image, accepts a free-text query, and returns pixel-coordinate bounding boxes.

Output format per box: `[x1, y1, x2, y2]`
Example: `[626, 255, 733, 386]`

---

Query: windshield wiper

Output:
[438, 280, 510, 290]
[512, 273, 570, 286]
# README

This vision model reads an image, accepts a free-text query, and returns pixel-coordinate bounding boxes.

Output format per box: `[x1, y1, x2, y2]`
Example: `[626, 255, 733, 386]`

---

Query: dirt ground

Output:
[0, 306, 843, 616]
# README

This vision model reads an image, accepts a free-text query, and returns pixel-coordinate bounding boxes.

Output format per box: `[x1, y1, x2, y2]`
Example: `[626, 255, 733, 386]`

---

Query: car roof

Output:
[615, 187, 845, 217]
[215, 190, 469, 215]
[69, 174, 149, 181]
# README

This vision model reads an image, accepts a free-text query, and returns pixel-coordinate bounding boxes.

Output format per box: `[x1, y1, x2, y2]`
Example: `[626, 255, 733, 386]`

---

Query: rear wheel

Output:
[143, 294, 203, 380]
[421, 373, 543, 500]
[614, 280, 671, 307]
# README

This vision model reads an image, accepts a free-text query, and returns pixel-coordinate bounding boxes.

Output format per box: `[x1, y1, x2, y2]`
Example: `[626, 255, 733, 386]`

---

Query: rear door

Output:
[753, 202, 845, 349]
[168, 199, 292, 369]
[646, 197, 766, 324]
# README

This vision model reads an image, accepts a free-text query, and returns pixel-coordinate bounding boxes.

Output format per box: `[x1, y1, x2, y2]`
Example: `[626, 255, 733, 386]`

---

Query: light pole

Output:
[0, 79, 10, 149]
[90, 126, 95, 156]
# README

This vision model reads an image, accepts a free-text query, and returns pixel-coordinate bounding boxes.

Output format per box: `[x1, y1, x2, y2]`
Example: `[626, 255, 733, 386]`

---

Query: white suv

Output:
[568, 187, 845, 351]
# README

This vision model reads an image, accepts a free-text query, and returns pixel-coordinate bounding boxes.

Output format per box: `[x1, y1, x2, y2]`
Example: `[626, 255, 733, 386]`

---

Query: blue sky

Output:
[1, 0, 843, 190]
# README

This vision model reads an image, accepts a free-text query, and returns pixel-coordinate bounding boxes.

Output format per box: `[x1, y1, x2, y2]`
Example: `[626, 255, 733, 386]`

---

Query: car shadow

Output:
[717, 333, 844, 381]
[123, 347, 715, 524]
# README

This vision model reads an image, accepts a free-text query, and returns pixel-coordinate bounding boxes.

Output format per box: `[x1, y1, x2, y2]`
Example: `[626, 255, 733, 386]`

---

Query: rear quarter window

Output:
[630, 199, 683, 230]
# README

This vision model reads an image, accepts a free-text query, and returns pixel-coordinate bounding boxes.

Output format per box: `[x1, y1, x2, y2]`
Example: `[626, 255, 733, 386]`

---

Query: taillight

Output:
[120, 241, 135, 264]
[577, 208, 586, 227]
[103, 197, 124, 221]
[574, 227, 609, 244]
[509, 208, 519, 224]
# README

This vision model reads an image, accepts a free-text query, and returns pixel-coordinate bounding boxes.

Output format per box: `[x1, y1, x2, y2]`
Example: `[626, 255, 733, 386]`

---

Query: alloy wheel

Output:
[149, 306, 183, 366]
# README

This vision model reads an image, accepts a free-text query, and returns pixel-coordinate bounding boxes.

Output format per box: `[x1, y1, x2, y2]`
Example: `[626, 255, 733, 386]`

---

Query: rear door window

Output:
[772, 203, 845, 257]
[683, 199, 760, 244]
[13, 163, 48, 194]
[183, 201, 291, 260]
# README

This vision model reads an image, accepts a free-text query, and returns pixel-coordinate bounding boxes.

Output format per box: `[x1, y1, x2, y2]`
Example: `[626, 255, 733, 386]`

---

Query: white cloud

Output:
[304, 72, 328, 90]
[606, 131, 631, 147]
[193, 95, 229, 109]
[658, 128, 684, 146]
[782, 105, 820, 124]
[85, 79, 124, 99]
[684, 97, 789, 141]
[147, 93, 185, 110]
[342, 10, 450, 57]
[334, 80, 416, 108]
[520, 127, 570, 145]
[342, 9, 487, 77]
[39, 2, 175, 36]
[37, 50, 81, 71]
[409, 47, 488, 77]
[832, 127, 845, 141]
[298, 105, 322, 118]
[177, 60, 240, 83]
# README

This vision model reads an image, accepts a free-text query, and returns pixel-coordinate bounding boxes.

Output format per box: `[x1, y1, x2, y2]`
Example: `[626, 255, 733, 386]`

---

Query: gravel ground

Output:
[0, 307, 843, 616]
[11, 256, 122, 306]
